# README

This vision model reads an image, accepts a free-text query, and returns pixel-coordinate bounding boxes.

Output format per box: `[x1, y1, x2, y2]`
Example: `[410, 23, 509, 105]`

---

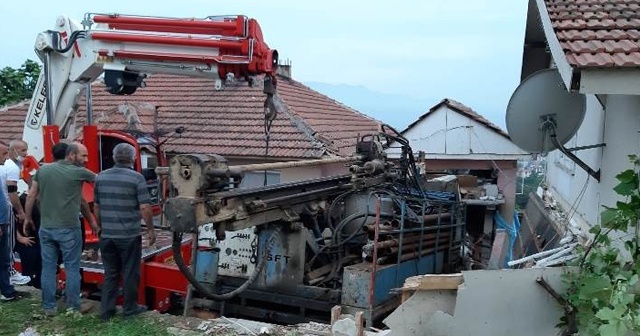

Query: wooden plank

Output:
[402, 273, 464, 291]
[330, 305, 342, 325]
[355, 311, 364, 336]
[401, 290, 414, 303]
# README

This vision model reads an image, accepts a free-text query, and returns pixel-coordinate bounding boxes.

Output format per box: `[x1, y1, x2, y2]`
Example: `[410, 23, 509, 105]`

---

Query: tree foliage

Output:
[561, 155, 640, 335]
[0, 59, 41, 106]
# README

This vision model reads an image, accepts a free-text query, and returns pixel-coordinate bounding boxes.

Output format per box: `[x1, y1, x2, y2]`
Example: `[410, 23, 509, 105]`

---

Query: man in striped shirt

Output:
[93, 143, 156, 321]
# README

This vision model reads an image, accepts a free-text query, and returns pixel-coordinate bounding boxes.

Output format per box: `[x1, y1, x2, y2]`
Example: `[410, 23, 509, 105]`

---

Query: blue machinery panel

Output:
[195, 250, 219, 284]
[341, 253, 444, 309]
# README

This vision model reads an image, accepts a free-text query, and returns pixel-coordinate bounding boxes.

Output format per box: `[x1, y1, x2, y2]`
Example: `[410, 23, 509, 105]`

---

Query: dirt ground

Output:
[13, 286, 332, 336]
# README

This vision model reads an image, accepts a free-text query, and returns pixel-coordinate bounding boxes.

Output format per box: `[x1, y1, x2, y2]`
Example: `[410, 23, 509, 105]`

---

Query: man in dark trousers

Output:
[93, 143, 156, 321]
[0, 142, 23, 301]
[14, 142, 69, 289]
[25, 142, 97, 316]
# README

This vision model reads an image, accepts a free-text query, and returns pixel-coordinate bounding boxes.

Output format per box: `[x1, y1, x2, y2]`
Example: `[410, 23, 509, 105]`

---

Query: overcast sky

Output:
[0, 0, 529, 129]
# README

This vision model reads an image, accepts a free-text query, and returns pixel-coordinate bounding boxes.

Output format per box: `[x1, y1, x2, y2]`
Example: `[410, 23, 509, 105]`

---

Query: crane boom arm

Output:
[23, 13, 278, 162]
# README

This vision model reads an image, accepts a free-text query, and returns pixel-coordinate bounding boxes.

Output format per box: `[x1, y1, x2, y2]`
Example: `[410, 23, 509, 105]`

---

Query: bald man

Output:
[25, 142, 97, 316]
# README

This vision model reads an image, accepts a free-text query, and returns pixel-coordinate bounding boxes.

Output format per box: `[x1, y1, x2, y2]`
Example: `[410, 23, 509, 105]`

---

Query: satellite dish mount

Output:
[539, 114, 601, 182]
[506, 68, 602, 182]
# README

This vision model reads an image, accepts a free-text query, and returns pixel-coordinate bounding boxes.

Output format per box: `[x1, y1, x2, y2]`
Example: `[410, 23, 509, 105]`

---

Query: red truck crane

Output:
[16, 12, 278, 312]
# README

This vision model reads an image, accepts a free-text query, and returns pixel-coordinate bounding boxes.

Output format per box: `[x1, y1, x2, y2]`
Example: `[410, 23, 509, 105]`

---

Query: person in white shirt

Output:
[1, 140, 32, 286]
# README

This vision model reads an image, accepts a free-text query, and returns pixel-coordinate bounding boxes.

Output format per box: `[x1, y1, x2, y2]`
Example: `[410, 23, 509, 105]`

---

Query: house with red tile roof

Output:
[519, 0, 640, 236]
[0, 67, 382, 185]
[386, 98, 528, 230]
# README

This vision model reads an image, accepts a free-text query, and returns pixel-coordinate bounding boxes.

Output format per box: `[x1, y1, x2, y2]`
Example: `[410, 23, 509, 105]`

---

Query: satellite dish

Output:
[506, 68, 586, 153]
[506, 68, 601, 181]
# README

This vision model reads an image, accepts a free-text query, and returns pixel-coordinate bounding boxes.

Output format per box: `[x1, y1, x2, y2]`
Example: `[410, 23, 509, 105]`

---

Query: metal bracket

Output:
[282, 208, 300, 222]
[536, 277, 577, 336]
[544, 121, 601, 182]
[565, 143, 606, 152]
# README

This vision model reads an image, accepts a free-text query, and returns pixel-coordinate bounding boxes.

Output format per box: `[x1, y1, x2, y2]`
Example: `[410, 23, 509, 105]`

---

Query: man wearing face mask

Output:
[0, 139, 31, 286]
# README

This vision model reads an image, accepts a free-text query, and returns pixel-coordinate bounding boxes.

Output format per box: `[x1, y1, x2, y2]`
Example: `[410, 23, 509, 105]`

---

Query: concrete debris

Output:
[331, 317, 358, 336]
[167, 326, 204, 336]
[296, 321, 332, 334]
[328, 315, 390, 336]
[384, 288, 456, 336]
[197, 321, 211, 331]
[18, 328, 40, 336]
[259, 326, 271, 334]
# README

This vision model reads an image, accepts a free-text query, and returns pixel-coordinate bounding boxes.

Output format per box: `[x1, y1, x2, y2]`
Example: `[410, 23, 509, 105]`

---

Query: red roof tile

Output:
[0, 101, 29, 145]
[401, 98, 510, 139]
[543, 0, 640, 68]
[0, 74, 381, 159]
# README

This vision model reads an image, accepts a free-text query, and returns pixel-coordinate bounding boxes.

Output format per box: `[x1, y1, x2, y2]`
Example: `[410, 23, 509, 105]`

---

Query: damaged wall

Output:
[385, 268, 570, 336]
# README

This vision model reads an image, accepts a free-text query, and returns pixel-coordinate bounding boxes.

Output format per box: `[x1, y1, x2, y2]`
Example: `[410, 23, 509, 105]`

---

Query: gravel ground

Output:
[14, 286, 332, 336]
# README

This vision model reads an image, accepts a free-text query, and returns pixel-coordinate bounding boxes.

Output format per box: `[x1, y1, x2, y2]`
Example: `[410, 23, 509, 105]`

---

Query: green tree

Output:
[0, 59, 42, 106]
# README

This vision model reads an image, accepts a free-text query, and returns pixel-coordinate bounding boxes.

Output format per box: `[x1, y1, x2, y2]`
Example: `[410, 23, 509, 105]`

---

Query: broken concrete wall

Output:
[453, 268, 567, 336]
[384, 290, 456, 336]
[384, 267, 572, 336]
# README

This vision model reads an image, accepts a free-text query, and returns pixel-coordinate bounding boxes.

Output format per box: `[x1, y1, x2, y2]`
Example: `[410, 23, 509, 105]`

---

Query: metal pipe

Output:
[366, 223, 459, 237]
[44, 52, 54, 125]
[369, 197, 381, 313]
[424, 213, 451, 222]
[364, 236, 453, 261]
[387, 237, 452, 255]
[369, 231, 451, 250]
[507, 243, 578, 267]
[362, 224, 395, 232]
[534, 254, 579, 268]
[362, 214, 451, 233]
[533, 244, 577, 266]
[154, 155, 363, 177]
[259, 185, 345, 205]
[85, 83, 93, 125]
[234, 155, 363, 172]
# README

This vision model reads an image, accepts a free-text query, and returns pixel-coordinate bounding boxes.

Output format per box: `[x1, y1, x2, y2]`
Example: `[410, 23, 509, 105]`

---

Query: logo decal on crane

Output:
[25, 76, 47, 130]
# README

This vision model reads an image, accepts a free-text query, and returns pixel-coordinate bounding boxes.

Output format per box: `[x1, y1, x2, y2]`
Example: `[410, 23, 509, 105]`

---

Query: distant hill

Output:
[304, 82, 432, 131]
[304, 81, 508, 132]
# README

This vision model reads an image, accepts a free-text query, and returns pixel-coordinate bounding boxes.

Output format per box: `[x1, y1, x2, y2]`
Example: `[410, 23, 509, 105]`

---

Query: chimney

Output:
[276, 59, 292, 78]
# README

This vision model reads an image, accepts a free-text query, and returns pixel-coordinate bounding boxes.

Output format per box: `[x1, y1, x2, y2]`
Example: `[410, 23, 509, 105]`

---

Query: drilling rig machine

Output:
[160, 125, 465, 326]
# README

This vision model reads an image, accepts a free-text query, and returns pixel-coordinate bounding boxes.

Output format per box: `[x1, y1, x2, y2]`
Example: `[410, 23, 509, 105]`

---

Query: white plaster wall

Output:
[599, 95, 640, 207]
[545, 94, 605, 228]
[388, 106, 527, 159]
[400, 106, 447, 155]
[546, 94, 640, 230]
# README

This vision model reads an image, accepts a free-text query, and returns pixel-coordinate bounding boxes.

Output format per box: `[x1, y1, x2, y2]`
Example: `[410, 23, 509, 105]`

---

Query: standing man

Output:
[14, 142, 71, 289]
[94, 143, 155, 321]
[0, 142, 21, 301]
[0, 139, 31, 286]
[24, 142, 97, 316]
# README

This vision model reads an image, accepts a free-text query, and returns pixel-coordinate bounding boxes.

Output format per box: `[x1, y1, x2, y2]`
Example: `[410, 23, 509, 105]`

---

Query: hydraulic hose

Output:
[172, 230, 273, 301]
